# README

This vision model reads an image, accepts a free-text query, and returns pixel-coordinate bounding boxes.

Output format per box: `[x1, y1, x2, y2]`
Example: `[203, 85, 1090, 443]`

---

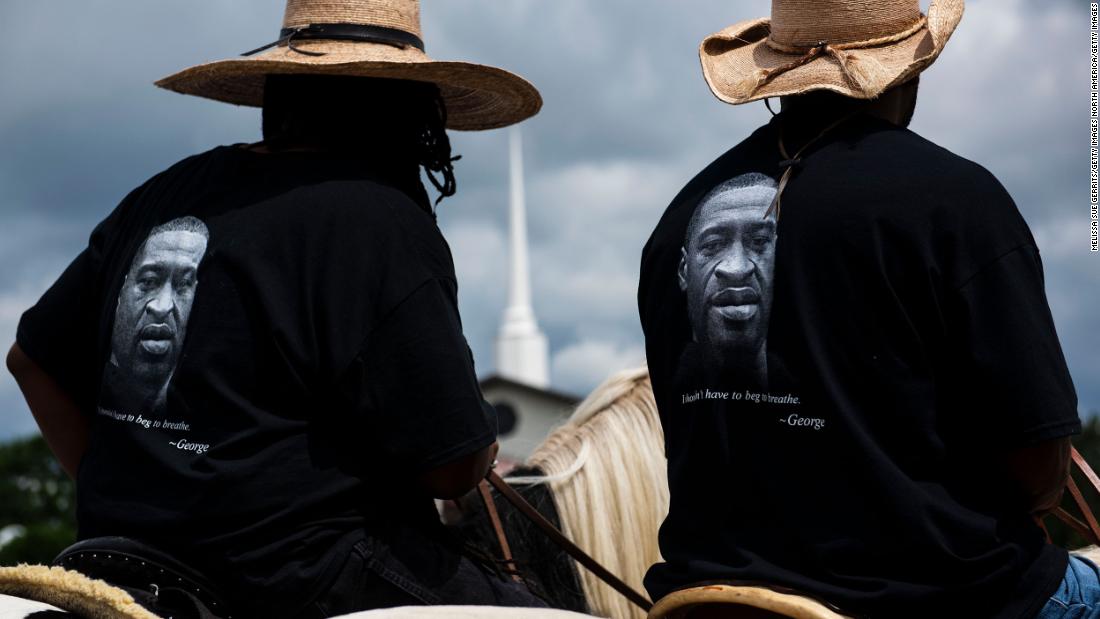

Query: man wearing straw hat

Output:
[7, 0, 548, 616]
[639, 0, 1090, 616]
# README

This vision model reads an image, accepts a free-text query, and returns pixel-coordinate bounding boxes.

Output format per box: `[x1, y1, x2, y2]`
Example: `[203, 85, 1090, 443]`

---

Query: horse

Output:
[458, 366, 666, 619]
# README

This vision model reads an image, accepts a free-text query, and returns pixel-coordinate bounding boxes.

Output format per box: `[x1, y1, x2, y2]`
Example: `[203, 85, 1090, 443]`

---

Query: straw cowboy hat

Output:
[700, 0, 964, 105]
[156, 0, 541, 131]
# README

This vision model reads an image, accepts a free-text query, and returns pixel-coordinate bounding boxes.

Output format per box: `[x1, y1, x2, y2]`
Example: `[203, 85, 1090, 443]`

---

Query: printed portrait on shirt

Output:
[103, 216, 209, 416]
[678, 172, 778, 387]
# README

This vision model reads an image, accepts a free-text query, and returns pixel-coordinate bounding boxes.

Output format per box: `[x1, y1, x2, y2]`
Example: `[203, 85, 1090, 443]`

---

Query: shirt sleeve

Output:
[16, 216, 114, 410]
[948, 243, 1080, 446]
[336, 276, 497, 473]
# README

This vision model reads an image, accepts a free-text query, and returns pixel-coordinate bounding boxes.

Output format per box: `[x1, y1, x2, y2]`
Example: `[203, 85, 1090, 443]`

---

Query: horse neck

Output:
[525, 371, 668, 619]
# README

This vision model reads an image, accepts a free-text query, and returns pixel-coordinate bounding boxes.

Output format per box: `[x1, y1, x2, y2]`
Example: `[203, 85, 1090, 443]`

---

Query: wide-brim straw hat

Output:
[156, 0, 541, 131]
[700, 0, 964, 105]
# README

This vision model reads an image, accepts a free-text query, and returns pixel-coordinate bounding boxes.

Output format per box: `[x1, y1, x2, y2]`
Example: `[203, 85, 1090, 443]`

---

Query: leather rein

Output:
[1049, 447, 1100, 544]
[477, 469, 653, 612]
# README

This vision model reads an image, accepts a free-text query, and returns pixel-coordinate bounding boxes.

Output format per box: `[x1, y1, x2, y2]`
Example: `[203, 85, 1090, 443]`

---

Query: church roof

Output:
[479, 374, 581, 407]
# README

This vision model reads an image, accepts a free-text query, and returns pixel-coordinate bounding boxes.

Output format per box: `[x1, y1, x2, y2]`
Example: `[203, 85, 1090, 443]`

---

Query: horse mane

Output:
[507, 366, 667, 619]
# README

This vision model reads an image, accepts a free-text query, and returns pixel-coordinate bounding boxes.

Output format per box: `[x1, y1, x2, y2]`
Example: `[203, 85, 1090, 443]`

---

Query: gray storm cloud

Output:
[0, 0, 1095, 438]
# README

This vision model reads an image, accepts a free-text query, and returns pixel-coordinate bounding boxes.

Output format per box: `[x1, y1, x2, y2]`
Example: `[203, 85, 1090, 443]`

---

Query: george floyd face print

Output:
[105, 216, 209, 416]
[679, 173, 778, 387]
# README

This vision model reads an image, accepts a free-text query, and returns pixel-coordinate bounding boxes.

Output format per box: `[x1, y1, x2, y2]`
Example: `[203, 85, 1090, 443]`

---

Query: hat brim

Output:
[156, 39, 542, 131]
[699, 0, 964, 105]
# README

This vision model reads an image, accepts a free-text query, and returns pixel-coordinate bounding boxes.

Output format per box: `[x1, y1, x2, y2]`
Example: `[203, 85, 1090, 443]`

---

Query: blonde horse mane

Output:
[507, 367, 667, 619]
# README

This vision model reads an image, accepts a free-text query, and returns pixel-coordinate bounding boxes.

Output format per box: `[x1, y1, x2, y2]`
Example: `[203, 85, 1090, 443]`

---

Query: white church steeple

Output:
[495, 128, 550, 388]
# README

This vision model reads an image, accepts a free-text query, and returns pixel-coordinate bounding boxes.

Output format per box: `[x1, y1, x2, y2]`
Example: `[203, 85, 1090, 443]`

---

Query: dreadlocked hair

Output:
[261, 74, 460, 206]
[415, 90, 459, 202]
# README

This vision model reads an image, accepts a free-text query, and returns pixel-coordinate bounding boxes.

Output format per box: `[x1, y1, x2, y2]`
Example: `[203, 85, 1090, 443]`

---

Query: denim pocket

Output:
[1037, 555, 1100, 619]
[358, 536, 443, 606]
[308, 540, 369, 618]
[308, 538, 441, 618]
[1049, 576, 1074, 609]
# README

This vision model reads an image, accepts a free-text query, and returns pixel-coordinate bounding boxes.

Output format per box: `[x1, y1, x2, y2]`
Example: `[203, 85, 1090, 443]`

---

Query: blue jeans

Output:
[1037, 555, 1100, 618]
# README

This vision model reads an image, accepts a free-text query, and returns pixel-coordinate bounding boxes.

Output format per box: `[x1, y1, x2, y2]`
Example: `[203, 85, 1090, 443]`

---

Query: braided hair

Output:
[261, 74, 460, 206]
[415, 88, 460, 202]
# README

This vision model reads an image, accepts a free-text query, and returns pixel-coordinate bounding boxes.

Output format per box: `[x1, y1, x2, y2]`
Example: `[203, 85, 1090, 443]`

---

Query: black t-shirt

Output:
[638, 113, 1080, 618]
[17, 146, 497, 616]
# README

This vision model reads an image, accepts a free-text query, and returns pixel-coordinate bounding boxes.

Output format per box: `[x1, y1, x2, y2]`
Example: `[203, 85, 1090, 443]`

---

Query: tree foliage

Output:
[0, 434, 76, 565]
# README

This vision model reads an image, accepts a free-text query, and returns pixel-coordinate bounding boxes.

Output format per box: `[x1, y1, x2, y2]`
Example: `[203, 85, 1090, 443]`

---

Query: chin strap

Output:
[767, 110, 863, 221]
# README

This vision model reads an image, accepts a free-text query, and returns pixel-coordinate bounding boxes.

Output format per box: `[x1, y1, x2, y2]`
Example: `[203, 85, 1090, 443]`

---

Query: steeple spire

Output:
[495, 128, 549, 388]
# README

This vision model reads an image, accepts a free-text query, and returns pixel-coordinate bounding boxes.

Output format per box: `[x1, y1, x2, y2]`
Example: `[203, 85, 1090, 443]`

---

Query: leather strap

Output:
[477, 479, 523, 583]
[1054, 505, 1096, 542]
[1064, 448, 1100, 545]
[1067, 471, 1100, 544]
[242, 23, 425, 57]
[1073, 447, 1100, 495]
[485, 470, 653, 612]
[1049, 447, 1100, 545]
[769, 110, 863, 220]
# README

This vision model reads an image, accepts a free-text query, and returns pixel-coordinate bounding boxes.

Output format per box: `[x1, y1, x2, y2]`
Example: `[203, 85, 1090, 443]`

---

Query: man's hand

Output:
[415, 441, 499, 499]
[1003, 437, 1071, 517]
[6, 343, 88, 478]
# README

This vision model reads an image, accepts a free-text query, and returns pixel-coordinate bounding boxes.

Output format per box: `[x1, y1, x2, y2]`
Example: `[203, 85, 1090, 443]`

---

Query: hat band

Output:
[736, 15, 926, 99]
[241, 23, 425, 57]
[764, 15, 926, 54]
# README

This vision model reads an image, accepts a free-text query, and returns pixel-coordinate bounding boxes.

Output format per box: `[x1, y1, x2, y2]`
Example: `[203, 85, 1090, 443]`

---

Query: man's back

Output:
[16, 145, 497, 615]
[639, 112, 1079, 618]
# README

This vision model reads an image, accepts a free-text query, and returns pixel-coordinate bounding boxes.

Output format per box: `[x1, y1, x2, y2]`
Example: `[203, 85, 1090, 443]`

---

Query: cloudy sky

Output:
[0, 0, 1095, 440]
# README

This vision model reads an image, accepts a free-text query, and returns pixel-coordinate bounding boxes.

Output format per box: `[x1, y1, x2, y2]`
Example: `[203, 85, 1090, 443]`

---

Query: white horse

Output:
[503, 366, 666, 619]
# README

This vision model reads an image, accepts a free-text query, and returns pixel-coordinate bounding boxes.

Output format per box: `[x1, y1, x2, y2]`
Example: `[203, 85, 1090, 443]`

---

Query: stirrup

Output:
[648, 583, 851, 619]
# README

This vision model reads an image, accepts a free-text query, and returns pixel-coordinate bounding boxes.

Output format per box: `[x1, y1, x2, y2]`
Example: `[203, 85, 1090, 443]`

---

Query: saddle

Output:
[52, 537, 231, 619]
[646, 584, 850, 619]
